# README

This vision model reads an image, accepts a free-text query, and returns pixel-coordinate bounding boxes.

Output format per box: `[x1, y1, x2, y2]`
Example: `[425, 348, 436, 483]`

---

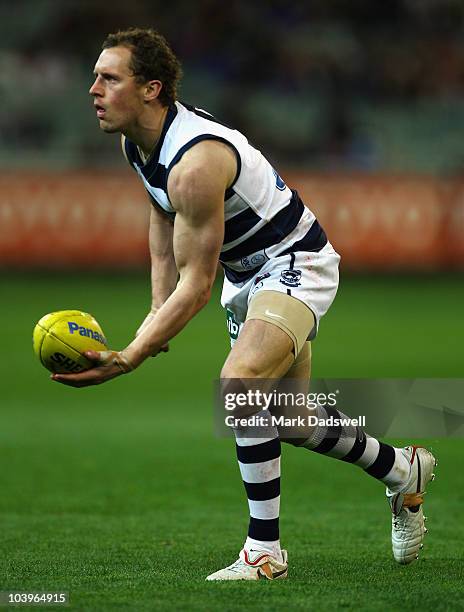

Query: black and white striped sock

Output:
[302, 404, 410, 489]
[234, 412, 282, 561]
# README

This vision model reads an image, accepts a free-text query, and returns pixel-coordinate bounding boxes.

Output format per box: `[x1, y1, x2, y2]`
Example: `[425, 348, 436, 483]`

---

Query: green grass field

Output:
[1, 273, 463, 611]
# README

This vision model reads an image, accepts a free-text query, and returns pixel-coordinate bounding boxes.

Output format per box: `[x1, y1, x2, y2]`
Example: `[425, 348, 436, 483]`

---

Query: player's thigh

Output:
[221, 318, 294, 380]
[221, 288, 315, 379]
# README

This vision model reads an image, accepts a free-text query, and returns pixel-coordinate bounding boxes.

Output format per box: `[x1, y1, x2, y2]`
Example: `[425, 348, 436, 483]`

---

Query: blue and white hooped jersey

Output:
[123, 101, 327, 283]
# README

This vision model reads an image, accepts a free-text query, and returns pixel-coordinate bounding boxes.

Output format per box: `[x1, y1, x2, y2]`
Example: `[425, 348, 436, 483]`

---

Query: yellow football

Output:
[33, 310, 108, 373]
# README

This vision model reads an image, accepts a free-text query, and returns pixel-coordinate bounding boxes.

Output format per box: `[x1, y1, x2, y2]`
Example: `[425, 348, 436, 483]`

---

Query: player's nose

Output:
[89, 79, 101, 96]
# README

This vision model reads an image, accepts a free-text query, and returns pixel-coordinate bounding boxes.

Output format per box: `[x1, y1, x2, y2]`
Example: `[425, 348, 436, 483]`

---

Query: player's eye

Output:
[99, 73, 118, 83]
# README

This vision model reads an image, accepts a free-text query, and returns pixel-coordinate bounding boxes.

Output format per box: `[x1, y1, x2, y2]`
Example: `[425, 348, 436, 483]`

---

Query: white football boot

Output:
[386, 445, 437, 564]
[206, 549, 288, 581]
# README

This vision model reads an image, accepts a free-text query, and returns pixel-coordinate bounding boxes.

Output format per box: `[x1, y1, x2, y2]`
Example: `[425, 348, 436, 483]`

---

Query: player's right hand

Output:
[51, 349, 132, 387]
[135, 311, 169, 353]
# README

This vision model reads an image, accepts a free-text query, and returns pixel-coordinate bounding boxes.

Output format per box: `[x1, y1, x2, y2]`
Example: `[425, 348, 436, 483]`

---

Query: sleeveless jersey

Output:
[123, 101, 327, 283]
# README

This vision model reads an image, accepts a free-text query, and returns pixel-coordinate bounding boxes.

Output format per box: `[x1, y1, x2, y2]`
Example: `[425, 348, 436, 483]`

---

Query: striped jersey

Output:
[123, 101, 327, 283]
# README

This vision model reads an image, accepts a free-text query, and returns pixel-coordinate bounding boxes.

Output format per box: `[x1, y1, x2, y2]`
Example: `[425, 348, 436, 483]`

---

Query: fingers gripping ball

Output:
[33, 310, 108, 374]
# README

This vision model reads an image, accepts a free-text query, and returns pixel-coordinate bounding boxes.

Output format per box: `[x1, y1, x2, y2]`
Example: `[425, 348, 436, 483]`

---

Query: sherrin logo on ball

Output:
[33, 310, 108, 374]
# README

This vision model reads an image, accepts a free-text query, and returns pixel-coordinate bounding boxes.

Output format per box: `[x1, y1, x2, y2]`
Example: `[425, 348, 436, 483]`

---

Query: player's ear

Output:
[143, 80, 162, 103]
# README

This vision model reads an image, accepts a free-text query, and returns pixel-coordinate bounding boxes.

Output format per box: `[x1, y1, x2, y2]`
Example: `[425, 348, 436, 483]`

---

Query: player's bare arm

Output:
[124, 140, 235, 366]
[135, 206, 177, 343]
[148, 206, 177, 310]
[52, 140, 236, 386]
[121, 134, 178, 342]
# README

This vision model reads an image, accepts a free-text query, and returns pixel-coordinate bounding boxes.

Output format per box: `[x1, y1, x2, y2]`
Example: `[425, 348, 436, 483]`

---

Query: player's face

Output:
[89, 46, 145, 133]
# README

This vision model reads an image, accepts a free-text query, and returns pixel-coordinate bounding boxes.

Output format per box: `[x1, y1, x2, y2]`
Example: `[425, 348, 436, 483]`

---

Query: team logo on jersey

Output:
[226, 309, 241, 340]
[250, 253, 266, 266]
[279, 269, 302, 287]
[241, 252, 268, 270]
[272, 168, 287, 191]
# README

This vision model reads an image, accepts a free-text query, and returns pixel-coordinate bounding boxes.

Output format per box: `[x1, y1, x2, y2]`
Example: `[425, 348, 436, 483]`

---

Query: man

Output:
[53, 28, 436, 580]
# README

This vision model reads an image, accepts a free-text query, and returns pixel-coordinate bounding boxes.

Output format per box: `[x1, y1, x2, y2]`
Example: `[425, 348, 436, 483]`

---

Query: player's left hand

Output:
[51, 350, 134, 388]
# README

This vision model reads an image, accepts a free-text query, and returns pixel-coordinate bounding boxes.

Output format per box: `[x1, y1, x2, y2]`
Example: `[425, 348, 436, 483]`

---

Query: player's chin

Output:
[98, 121, 119, 134]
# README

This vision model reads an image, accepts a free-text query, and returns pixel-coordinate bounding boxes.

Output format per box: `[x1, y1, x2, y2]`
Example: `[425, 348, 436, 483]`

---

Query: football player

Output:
[53, 28, 436, 580]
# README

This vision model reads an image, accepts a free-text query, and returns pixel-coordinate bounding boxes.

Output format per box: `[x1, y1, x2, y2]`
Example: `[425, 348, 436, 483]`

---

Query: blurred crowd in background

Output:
[1, 0, 464, 173]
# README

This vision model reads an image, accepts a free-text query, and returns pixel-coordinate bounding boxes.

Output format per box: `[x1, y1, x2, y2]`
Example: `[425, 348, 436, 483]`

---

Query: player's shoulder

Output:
[170, 139, 236, 188]
[166, 144, 235, 213]
[172, 101, 242, 143]
[168, 103, 239, 179]
[179, 138, 236, 165]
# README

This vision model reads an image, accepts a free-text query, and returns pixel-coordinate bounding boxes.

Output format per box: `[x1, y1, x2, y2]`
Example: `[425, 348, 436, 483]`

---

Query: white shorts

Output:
[221, 242, 341, 345]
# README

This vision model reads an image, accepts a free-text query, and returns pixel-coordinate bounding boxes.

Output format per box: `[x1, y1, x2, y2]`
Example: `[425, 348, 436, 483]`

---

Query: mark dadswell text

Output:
[225, 414, 366, 428]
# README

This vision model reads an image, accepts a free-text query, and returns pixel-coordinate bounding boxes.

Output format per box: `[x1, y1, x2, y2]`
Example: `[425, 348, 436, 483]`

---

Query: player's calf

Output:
[287, 402, 411, 490]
